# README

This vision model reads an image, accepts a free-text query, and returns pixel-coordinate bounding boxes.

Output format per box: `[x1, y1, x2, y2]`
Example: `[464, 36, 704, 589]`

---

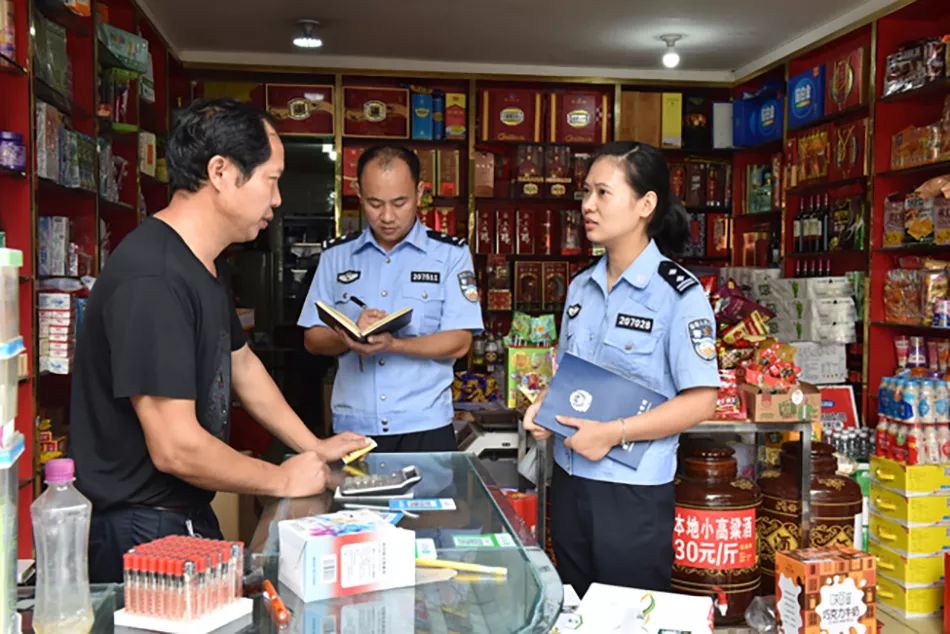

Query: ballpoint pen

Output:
[349, 296, 367, 372]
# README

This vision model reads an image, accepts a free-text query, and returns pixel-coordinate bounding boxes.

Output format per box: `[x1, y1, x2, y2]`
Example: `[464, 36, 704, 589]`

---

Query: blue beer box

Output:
[733, 90, 784, 147]
[788, 65, 826, 130]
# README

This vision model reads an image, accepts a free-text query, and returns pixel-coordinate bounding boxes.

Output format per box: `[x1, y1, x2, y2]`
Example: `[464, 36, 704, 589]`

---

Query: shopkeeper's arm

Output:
[231, 343, 369, 461]
[133, 395, 330, 498]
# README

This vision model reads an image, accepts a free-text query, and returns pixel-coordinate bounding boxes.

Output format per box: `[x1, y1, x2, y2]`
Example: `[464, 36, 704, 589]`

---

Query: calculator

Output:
[339, 466, 422, 497]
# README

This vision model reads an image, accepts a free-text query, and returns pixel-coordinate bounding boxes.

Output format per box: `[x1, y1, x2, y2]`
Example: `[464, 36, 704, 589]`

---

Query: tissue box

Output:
[775, 547, 876, 634]
[278, 510, 415, 603]
[570, 583, 714, 633]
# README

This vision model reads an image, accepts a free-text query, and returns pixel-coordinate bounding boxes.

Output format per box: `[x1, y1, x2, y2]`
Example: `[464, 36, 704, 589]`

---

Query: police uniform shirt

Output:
[298, 221, 484, 436]
[555, 239, 720, 485]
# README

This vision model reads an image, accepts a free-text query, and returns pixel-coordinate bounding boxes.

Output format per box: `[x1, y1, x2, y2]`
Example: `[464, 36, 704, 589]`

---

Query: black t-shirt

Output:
[70, 217, 246, 511]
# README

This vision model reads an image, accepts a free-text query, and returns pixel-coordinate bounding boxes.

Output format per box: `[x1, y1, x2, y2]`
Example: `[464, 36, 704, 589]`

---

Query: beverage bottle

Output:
[920, 381, 936, 425]
[793, 200, 803, 253]
[31, 459, 93, 634]
[876, 416, 890, 458]
[907, 422, 922, 465]
[904, 379, 920, 424]
[935, 379, 949, 425]
[939, 423, 950, 465]
[923, 423, 942, 465]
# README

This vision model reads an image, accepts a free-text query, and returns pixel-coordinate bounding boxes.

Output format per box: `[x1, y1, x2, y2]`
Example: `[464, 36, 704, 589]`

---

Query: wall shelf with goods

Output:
[866, 0, 950, 430]
[730, 67, 787, 269]
[18, 0, 177, 556]
[1, 0, 36, 560]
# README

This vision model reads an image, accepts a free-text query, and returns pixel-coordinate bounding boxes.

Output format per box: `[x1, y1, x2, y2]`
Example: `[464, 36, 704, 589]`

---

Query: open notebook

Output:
[534, 352, 667, 469]
[316, 301, 413, 344]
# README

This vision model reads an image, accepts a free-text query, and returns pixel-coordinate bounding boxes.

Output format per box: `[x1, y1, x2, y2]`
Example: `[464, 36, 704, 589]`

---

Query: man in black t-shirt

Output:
[70, 98, 369, 583]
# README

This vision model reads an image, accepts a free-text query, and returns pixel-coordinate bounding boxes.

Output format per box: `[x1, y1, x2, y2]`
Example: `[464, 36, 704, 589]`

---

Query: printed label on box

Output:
[341, 541, 388, 588]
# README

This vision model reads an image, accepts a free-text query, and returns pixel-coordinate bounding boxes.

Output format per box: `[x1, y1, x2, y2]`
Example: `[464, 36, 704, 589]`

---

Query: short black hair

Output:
[356, 145, 420, 185]
[167, 97, 277, 193]
[589, 141, 689, 257]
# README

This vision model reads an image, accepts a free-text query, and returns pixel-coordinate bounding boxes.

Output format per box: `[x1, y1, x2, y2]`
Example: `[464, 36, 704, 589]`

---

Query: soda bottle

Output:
[935, 379, 949, 424]
[919, 381, 936, 424]
[907, 423, 922, 465]
[939, 423, 950, 464]
[923, 423, 942, 465]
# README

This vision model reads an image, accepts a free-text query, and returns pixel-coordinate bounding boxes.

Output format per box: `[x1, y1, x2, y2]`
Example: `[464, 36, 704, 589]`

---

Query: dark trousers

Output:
[551, 466, 675, 598]
[372, 423, 457, 453]
[88, 504, 223, 583]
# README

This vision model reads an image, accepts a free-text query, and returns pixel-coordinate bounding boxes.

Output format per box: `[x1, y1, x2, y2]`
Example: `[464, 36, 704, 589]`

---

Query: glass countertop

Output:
[18, 452, 563, 633]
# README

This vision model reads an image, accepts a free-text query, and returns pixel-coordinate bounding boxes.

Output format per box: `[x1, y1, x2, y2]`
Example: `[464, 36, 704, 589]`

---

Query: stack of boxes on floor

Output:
[868, 455, 949, 619]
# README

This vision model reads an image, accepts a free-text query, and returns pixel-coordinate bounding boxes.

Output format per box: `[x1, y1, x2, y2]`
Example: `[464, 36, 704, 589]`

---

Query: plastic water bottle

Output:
[30, 459, 93, 634]
[935, 379, 949, 424]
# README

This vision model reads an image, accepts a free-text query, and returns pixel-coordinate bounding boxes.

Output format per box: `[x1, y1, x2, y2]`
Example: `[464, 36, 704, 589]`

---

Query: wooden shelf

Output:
[684, 206, 732, 215]
[786, 176, 867, 196]
[473, 197, 579, 204]
[787, 104, 868, 135]
[870, 321, 950, 335]
[733, 139, 783, 153]
[473, 252, 588, 260]
[37, 177, 96, 198]
[877, 159, 950, 178]
[0, 165, 27, 179]
[734, 210, 782, 222]
[874, 243, 948, 255]
[787, 250, 866, 258]
[0, 52, 27, 76]
[34, 77, 91, 120]
[99, 197, 135, 214]
[662, 147, 735, 158]
[879, 78, 950, 104]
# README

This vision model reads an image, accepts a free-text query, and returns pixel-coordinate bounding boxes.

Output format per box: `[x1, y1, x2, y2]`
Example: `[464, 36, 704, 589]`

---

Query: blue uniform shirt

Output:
[298, 221, 484, 436]
[554, 239, 720, 485]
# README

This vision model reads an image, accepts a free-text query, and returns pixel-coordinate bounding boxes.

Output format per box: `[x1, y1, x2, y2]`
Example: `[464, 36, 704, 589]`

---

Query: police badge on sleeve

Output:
[458, 271, 479, 303]
[688, 318, 716, 361]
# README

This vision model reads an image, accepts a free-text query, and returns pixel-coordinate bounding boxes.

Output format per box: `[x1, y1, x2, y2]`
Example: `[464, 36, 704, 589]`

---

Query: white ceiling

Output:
[138, 0, 898, 82]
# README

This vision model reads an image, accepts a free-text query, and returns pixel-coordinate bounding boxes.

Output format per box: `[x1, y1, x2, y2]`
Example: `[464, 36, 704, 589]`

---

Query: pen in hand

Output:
[263, 579, 291, 627]
[349, 296, 367, 372]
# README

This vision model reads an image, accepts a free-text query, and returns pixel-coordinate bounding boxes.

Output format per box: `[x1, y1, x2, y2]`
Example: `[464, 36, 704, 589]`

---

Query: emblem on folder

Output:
[569, 389, 592, 413]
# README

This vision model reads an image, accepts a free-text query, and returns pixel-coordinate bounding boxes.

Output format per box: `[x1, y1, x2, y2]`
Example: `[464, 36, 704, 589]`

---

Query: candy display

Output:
[452, 370, 502, 403]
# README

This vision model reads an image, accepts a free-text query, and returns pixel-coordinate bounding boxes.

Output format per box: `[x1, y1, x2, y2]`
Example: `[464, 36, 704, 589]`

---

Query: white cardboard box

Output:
[278, 510, 415, 603]
[793, 342, 848, 384]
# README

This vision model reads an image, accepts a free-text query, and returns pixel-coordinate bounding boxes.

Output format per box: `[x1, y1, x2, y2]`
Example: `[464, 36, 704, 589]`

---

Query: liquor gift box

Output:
[535, 208, 559, 256]
[495, 209, 515, 254]
[415, 149, 437, 200]
[342, 147, 364, 197]
[572, 153, 590, 201]
[516, 209, 535, 255]
[685, 162, 707, 209]
[733, 88, 784, 147]
[444, 93, 467, 140]
[434, 207, 457, 236]
[343, 87, 410, 138]
[265, 84, 334, 136]
[474, 208, 494, 254]
[437, 149, 461, 197]
[515, 145, 545, 198]
[514, 261, 543, 311]
[661, 92, 683, 148]
[545, 145, 572, 199]
[685, 211, 706, 257]
[481, 88, 542, 143]
[683, 96, 712, 150]
[796, 124, 832, 182]
[411, 91, 434, 140]
[618, 91, 661, 146]
[826, 47, 867, 114]
[542, 261, 569, 311]
[828, 117, 868, 182]
[788, 65, 826, 130]
[707, 213, 730, 257]
[549, 92, 608, 145]
[474, 152, 495, 198]
[670, 163, 687, 203]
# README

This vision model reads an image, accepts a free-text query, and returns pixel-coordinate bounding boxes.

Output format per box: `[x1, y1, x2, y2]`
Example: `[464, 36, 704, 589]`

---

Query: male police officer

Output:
[299, 145, 484, 452]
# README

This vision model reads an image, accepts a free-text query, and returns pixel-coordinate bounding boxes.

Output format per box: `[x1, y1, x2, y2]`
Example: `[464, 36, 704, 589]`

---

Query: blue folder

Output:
[534, 352, 667, 469]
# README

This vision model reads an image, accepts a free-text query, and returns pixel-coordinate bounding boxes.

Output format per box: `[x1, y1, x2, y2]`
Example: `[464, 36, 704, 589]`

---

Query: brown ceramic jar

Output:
[757, 441, 863, 590]
[673, 446, 762, 625]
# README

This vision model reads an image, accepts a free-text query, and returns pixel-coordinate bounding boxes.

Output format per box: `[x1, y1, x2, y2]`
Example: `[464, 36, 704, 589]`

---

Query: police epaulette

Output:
[658, 260, 699, 294]
[321, 232, 360, 251]
[571, 256, 601, 280]
[427, 230, 468, 247]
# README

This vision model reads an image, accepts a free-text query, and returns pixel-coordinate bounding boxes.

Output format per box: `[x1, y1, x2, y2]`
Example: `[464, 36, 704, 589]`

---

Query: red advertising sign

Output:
[673, 507, 756, 570]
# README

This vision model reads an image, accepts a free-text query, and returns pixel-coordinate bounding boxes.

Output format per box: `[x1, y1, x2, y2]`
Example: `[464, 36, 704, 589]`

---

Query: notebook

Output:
[316, 300, 413, 344]
[534, 352, 667, 469]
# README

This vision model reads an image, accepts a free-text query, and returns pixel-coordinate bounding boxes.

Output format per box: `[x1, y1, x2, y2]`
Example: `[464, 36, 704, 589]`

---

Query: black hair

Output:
[166, 97, 277, 193]
[357, 144, 421, 185]
[589, 141, 688, 257]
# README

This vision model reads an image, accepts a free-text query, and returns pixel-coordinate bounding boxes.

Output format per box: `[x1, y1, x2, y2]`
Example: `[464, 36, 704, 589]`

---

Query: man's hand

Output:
[522, 396, 552, 441]
[337, 330, 397, 357]
[277, 451, 331, 498]
[316, 432, 371, 462]
[356, 308, 387, 331]
[558, 416, 620, 462]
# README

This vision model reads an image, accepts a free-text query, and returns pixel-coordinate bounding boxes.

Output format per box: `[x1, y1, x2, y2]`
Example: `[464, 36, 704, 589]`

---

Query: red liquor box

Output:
[438, 149, 461, 197]
[481, 88, 543, 143]
[435, 207, 457, 236]
[515, 144, 545, 198]
[542, 261, 569, 311]
[825, 47, 867, 114]
[549, 91, 609, 145]
[416, 148, 437, 199]
[264, 84, 334, 136]
[343, 86, 410, 138]
[495, 209, 515, 254]
[670, 163, 687, 204]
[342, 147, 364, 197]
[475, 208, 494, 254]
[545, 145, 572, 199]
[828, 117, 868, 182]
[535, 209, 559, 256]
[516, 209, 535, 254]
[474, 151, 495, 198]
[514, 261, 543, 311]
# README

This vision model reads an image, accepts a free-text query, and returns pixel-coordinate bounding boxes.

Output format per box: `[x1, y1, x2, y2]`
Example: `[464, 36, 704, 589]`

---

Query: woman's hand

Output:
[522, 395, 552, 441]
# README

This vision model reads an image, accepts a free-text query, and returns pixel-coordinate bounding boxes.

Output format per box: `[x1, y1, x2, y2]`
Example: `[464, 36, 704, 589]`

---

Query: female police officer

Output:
[523, 142, 719, 598]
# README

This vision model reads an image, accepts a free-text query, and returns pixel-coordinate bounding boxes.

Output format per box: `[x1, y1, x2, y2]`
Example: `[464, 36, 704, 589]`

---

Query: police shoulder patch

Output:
[427, 230, 468, 248]
[658, 261, 698, 295]
[321, 231, 360, 251]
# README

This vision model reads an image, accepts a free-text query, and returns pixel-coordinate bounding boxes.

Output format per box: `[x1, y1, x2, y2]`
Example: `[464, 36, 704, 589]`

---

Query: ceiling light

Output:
[659, 34, 683, 69]
[293, 19, 323, 49]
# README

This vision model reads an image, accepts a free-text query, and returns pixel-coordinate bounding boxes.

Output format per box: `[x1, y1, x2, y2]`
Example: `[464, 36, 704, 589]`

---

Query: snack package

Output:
[714, 370, 747, 420]
[921, 263, 950, 325]
[883, 194, 906, 246]
[884, 268, 922, 324]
